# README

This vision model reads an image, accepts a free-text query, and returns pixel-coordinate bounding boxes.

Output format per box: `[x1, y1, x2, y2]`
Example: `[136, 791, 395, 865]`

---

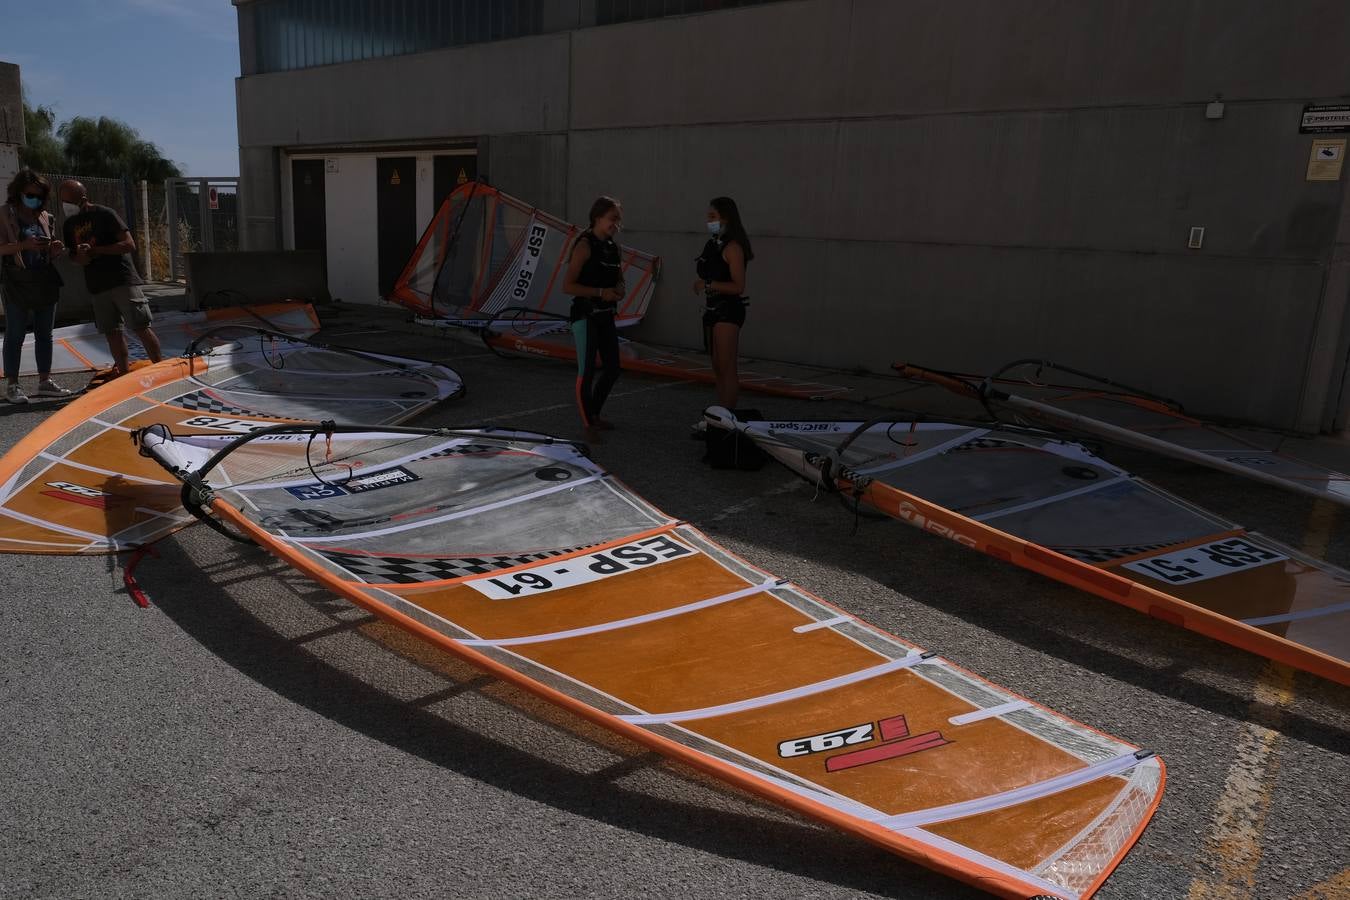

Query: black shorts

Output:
[569, 296, 619, 323]
[702, 296, 747, 328]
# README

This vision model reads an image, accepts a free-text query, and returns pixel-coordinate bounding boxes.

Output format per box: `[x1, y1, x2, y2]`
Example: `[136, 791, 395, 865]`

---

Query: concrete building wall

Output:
[236, 0, 1350, 430]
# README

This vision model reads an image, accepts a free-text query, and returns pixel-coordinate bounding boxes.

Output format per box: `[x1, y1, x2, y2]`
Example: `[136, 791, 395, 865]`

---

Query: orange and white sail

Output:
[135, 421, 1164, 899]
[898, 361, 1350, 509]
[708, 409, 1350, 687]
[13, 302, 320, 377]
[389, 181, 658, 327]
[0, 328, 462, 555]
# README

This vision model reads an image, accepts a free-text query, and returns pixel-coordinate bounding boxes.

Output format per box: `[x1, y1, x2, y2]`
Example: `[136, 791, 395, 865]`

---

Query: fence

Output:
[166, 178, 241, 281]
[36, 171, 167, 281]
[24, 172, 244, 287]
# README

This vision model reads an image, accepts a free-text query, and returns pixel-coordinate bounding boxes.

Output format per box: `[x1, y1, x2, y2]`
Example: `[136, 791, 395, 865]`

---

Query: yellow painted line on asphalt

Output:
[1293, 867, 1350, 899]
[1185, 498, 1336, 898]
[1185, 660, 1295, 899]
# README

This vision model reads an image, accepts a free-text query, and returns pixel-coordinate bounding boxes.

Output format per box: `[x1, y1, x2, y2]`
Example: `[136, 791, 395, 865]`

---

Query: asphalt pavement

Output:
[2, 303, 1347, 899]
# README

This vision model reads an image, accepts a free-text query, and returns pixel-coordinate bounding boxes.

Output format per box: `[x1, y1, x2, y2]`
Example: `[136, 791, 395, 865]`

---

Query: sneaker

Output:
[34, 379, 72, 398]
[5, 383, 28, 404]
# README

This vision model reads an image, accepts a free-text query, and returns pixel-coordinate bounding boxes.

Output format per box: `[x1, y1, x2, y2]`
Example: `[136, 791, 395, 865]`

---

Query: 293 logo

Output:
[778, 723, 873, 758]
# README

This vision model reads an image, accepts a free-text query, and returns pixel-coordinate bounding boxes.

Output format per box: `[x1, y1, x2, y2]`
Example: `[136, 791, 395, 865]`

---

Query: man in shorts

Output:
[59, 180, 161, 375]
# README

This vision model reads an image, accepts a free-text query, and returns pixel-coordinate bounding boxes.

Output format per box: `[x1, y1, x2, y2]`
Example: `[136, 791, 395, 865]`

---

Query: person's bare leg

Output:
[105, 331, 131, 375]
[135, 327, 163, 363]
[713, 322, 740, 409]
[704, 324, 717, 379]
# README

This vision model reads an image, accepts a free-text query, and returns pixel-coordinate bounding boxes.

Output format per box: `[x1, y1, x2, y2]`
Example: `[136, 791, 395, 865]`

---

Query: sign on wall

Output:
[1300, 105, 1350, 134]
[1306, 139, 1346, 182]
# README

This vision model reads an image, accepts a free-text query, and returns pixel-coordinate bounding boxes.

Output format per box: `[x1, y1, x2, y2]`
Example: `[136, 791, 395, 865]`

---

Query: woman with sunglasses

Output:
[0, 168, 69, 403]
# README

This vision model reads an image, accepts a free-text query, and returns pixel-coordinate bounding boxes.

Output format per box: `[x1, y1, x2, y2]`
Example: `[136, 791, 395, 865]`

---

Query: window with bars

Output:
[248, 0, 788, 74]
[253, 0, 547, 74]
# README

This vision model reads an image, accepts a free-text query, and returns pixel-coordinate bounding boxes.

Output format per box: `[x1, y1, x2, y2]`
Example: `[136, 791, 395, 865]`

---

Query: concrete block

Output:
[185, 251, 331, 309]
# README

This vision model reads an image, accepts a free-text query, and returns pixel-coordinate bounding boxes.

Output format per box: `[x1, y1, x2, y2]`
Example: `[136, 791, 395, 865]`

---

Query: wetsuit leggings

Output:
[571, 312, 621, 426]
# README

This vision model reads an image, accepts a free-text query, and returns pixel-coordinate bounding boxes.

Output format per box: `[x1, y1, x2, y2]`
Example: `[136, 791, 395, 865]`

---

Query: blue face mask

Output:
[22, 195, 43, 211]
[706, 221, 722, 236]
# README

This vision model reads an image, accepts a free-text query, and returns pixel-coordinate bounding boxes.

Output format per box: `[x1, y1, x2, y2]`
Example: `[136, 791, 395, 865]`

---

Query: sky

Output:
[1, 0, 241, 175]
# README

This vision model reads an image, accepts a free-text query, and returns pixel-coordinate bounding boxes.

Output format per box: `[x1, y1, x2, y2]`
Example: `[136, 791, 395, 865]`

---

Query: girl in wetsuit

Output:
[693, 196, 753, 411]
[562, 196, 626, 442]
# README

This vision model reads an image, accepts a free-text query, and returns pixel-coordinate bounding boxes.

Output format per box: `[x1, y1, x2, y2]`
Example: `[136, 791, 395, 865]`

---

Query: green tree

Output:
[58, 115, 183, 182]
[18, 100, 66, 172]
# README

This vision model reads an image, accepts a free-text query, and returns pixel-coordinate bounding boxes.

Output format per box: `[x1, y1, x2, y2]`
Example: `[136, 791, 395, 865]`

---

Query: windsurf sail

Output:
[0, 327, 462, 555]
[135, 420, 1162, 899]
[390, 182, 849, 401]
[707, 409, 1350, 687]
[13, 302, 321, 378]
[896, 361, 1350, 509]
[389, 181, 659, 327]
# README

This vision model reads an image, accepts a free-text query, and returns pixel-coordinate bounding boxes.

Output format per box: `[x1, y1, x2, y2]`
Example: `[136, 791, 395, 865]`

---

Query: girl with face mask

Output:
[0, 168, 69, 404]
[692, 196, 753, 417]
[562, 196, 627, 443]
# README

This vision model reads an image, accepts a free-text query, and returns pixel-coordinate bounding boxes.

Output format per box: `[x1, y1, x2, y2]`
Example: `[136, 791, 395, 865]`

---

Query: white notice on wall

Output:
[1307, 139, 1346, 181]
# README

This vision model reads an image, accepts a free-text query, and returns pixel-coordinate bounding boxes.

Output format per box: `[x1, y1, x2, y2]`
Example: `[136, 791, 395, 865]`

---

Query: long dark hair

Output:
[5, 168, 50, 208]
[587, 195, 621, 229]
[711, 196, 753, 262]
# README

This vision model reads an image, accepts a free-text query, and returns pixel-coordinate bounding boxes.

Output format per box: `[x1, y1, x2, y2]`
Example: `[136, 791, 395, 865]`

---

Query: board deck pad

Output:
[136, 423, 1164, 899]
[726, 416, 1350, 686]
[0, 332, 462, 555]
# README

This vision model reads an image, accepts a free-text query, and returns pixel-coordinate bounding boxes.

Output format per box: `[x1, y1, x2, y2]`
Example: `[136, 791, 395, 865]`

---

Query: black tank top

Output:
[696, 238, 729, 282]
[696, 237, 745, 300]
[575, 231, 622, 295]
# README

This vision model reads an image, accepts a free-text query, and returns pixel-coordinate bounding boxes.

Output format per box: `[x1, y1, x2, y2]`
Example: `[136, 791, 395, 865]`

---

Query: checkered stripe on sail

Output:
[317, 547, 587, 584]
[1052, 542, 1177, 564]
[172, 390, 263, 417]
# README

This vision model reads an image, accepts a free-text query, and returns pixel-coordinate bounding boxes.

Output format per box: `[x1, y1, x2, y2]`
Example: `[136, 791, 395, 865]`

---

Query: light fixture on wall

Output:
[1206, 94, 1225, 120]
